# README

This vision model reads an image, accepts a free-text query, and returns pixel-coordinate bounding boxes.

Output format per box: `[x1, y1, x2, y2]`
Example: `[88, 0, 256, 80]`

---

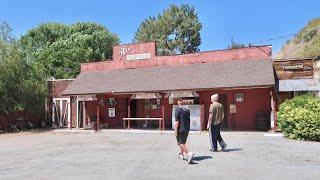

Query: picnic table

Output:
[123, 118, 162, 130]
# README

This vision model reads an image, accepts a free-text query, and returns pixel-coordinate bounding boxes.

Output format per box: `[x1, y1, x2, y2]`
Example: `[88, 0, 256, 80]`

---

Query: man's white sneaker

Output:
[187, 152, 194, 164]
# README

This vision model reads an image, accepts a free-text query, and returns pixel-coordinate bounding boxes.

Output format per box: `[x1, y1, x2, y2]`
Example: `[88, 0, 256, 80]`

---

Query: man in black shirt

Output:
[174, 98, 194, 164]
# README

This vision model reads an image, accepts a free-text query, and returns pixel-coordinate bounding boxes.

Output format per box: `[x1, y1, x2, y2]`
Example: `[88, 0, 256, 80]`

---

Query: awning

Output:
[165, 91, 199, 98]
[278, 79, 320, 92]
[130, 93, 162, 99]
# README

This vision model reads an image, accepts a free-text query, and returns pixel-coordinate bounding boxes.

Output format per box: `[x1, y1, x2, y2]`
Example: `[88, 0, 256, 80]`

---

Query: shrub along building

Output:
[52, 42, 276, 131]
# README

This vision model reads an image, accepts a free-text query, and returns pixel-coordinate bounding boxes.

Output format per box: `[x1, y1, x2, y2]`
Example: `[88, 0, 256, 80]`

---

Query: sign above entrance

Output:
[127, 53, 151, 61]
[283, 63, 304, 71]
[77, 95, 97, 101]
[273, 59, 314, 80]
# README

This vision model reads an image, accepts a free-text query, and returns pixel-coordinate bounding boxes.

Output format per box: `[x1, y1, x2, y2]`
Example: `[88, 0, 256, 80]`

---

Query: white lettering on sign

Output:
[127, 53, 151, 61]
[283, 63, 304, 70]
[119, 47, 132, 60]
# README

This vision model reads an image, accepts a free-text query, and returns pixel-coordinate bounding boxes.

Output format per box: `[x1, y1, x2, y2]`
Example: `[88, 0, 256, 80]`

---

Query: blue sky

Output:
[0, 0, 319, 54]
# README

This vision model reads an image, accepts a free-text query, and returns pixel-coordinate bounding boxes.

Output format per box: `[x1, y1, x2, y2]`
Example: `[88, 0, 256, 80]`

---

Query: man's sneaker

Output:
[222, 143, 227, 151]
[220, 141, 227, 151]
[209, 149, 218, 152]
[178, 153, 187, 160]
[187, 152, 194, 164]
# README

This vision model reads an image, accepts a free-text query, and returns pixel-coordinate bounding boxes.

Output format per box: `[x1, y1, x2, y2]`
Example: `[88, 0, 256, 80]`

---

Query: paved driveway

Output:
[0, 130, 319, 180]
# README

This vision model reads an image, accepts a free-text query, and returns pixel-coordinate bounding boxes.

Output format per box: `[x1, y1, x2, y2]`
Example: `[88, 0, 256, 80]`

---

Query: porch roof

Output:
[62, 59, 275, 95]
[277, 78, 320, 92]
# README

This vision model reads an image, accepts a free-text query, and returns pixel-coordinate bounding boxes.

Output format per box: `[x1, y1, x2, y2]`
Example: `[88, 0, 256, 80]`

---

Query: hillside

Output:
[276, 18, 320, 59]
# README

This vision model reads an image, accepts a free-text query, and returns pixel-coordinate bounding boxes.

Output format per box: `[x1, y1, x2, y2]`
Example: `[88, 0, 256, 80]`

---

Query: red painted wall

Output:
[88, 95, 130, 129]
[80, 88, 272, 130]
[198, 88, 272, 130]
[48, 80, 74, 98]
[81, 42, 272, 72]
[233, 88, 272, 130]
[84, 100, 97, 125]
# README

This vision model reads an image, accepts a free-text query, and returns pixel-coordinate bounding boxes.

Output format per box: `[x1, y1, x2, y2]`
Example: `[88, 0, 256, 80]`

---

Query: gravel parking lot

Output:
[0, 130, 319, 180]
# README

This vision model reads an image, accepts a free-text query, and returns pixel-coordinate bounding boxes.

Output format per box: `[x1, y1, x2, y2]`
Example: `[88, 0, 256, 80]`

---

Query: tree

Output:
[134, 4, 202, 55]
[227, 38, 246, 49]
[20, 22, 120, 78]
[0, 21, 14, 60]
[0, 22, 47, 115]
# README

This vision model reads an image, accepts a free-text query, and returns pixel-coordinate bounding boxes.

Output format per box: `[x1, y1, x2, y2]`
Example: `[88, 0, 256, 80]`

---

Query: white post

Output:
[59, 100, 63, 125]
[67, 102, 71, 129]
[76, 98, 79, 128]
[83, 102, 86, 128]
[270, 90, 274, 129]
[52, 101, 55, 126]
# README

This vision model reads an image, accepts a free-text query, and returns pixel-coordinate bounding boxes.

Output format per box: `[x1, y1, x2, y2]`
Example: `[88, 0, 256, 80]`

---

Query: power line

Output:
[248, 33, 297, 46]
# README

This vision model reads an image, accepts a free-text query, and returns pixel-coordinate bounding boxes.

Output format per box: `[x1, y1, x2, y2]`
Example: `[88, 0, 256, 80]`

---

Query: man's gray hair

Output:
[211, 94, 219, 102]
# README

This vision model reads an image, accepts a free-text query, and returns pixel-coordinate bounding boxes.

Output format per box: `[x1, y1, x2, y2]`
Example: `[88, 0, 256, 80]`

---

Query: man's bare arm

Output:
[174, 121, 179, 136]
[207, 114, 212, 129]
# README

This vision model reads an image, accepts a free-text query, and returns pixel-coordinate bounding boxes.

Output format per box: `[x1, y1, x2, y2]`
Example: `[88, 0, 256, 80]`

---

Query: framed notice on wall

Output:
[230, 104, 236, 114]
[108, 108, 116, 117]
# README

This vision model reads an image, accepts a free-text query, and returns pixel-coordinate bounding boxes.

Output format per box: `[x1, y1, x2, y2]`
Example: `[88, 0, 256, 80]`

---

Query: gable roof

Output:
[63, 59, 275, 95]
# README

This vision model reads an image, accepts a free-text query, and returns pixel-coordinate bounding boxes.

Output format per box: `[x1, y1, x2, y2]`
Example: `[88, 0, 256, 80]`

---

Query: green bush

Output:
[278, 95, 320, 141]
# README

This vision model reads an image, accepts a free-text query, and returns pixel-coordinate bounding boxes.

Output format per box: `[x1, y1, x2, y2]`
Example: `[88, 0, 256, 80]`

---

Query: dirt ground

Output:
[0, 130, 319, 180]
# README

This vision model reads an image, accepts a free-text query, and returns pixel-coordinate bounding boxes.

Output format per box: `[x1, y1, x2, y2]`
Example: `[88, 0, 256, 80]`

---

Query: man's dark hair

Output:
[177, 98, 183, 102]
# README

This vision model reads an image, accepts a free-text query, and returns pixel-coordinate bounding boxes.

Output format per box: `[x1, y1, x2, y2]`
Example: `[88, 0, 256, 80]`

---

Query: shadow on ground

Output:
[223, 148, 242, 152]
[192, 155, 212, 161]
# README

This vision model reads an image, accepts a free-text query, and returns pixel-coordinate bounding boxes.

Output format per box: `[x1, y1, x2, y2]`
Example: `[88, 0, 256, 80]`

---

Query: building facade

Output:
[274, 58, 320, 105]
[55, 42, 275, 131]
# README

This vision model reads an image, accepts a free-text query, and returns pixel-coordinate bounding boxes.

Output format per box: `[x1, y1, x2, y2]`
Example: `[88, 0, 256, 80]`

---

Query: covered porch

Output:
[73, 91, 204, 131]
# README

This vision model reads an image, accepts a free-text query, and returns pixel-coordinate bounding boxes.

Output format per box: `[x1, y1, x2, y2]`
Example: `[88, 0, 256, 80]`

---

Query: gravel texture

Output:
[0, 130, 319, 180]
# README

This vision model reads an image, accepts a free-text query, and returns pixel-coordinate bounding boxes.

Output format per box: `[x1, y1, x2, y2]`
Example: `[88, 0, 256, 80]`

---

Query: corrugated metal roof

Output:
[278, 79, 320, 92]
[63, 59, 275, 95]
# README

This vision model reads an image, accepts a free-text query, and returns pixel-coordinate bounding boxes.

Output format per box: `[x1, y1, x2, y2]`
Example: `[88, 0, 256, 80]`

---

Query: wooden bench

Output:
[123, 118, 162, 130]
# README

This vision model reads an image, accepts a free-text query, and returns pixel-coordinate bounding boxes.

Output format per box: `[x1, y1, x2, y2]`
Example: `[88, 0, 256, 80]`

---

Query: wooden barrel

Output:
[256, 112, 268, 131]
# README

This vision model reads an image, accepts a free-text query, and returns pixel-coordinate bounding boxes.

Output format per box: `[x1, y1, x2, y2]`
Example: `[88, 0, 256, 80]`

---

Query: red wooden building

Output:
[58, 42, 276, 131]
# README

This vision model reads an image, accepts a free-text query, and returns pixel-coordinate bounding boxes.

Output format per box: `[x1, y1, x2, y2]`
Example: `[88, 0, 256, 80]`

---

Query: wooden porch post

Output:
[83, 102, 86, 128]
[127, 98, 131, 129]
[272, 89, 278, 133]
[68, 97, 73, 129]
[161, 95, 165, 130]
[76, 99, 79, 128]
[200, 104, 204, 131]
[96, 102, 100, 131]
